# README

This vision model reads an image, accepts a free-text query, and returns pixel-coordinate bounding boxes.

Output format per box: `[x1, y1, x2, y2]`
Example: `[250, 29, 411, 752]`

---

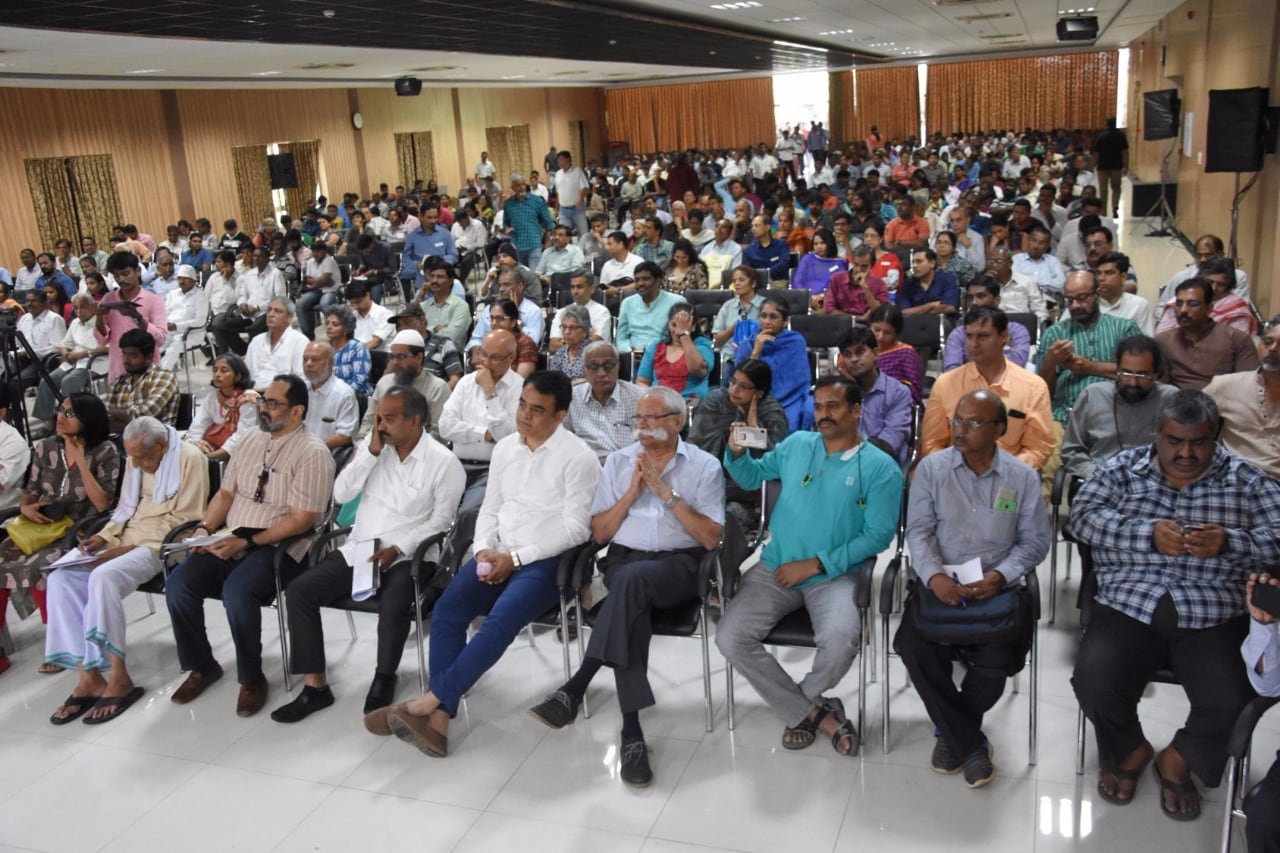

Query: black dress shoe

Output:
[528, 689, 580, 728]
[620, 732, 653, 787]
[363, 672, 398, 715]
[270, 685, 334, 723]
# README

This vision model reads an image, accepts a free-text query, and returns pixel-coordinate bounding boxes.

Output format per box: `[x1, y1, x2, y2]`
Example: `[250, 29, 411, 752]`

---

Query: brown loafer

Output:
[363, 701, 411, 737]
[236, 676, 269, 718]
[171, 663, 224, 705]
[388, 708, 448, 757]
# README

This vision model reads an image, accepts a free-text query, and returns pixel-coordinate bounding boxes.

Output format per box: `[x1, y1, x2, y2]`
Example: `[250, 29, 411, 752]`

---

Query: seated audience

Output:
[1203, 318, 1280, 481]
[868, 304, 925, 407]
[548, 270, 611, 353]
[187, 353, 260, 462]
[245, 297, 307, 390]
[616, 262, 682, 356]
[322, 305, 373, 396]
[302, 342, 359, 450]
[793, 228, 847, 310]
[548, 304, 591, 382]
[1241, 572, 1280, 850]
[386, 302, 463, 389]
[734, 294, 813, 431]
[564, 342, 645, 463]
[896, 248, 959, 317]
[1096, 251, 1153, 335]
[32, 294, 105, 433]
[1156, 278, 1258, 390]
[835, 325, 913, 464]
[1156, 257, 1255, 336]
[360, 330, 451, 441]
[636, 302, 713, 400]
[1070, 390, 1280, 820]
[105, 328, 180, 432]
[486, 299, 540, 379]
[159, 265, 208, 371]
[662, 239, 709, 294]
[45, 417, 207, 724]
[943, 278, 1032, 370]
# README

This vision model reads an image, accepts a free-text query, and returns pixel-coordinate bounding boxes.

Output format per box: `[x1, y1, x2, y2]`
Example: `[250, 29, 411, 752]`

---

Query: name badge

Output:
[994, 485, 1018, 514]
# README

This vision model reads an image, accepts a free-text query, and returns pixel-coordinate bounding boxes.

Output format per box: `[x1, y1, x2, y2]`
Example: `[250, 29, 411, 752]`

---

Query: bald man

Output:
[302, 341, 358, 448]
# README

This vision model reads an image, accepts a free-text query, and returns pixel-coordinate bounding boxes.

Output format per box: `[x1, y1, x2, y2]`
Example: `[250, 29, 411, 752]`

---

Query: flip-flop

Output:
[1152, 760, 1201, 821]
[782, 704, 832, 751]
[38, 662, 65, 674]
[82, 686, 145, 725]
[1097, 764, 1146, 806]
[388, 709, 448, 757]
[830, 718, 859, 758]
[49, 695, 99, 726]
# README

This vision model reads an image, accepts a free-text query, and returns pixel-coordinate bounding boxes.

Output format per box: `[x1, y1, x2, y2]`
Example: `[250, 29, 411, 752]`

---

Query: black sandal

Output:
[831, 718, 860, 757]
[1096, 765, 1144, 806]
[50, 695, 99, 726]
[782, 704, 832, 751]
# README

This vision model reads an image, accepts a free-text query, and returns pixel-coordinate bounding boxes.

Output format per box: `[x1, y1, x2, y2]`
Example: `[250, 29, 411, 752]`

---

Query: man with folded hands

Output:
[271, 387, 464, 723]
[528, 386, 724, 787]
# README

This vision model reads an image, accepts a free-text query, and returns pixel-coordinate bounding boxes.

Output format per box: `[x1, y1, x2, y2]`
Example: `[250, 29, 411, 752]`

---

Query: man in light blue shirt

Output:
[1242, 572, 1280, 849]
[1012, 226, 1066, 295]
[836, 325, 913, 464]
[529, 385, 724, 787]
[466, 269, 544, 355]
[615, 262, 680, 355]
[717, 375, 903, 757]
[399, 204, 458, 299]
[535, 225, 586, 279]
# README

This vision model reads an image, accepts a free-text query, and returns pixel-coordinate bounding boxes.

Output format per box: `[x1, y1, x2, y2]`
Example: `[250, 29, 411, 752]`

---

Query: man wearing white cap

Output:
[360, 329, 451, 442]
[161, 264, 209, 371]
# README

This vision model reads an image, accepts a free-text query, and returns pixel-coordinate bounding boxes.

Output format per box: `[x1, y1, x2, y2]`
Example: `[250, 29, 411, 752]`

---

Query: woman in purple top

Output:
[792, 228, 847, 310]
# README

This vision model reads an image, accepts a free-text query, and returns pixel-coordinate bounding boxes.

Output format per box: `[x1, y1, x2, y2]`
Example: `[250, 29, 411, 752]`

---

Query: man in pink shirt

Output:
[97, 252, 167, 382]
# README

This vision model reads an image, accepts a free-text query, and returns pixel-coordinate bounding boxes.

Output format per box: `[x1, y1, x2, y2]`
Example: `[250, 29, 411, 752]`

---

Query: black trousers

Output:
[1072, 595, 1252, 782]
[284, 550, 417, 676]
[894, 605, 1028, 758]
[588, 546, 700, 714]
[1246, 752, 1280, 852]
[210, 309, 265, 356]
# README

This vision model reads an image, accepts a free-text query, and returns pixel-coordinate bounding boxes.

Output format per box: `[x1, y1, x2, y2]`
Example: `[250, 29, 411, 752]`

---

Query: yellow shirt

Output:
[921, 359, 1058, 470]
[98, 441, 208, 555]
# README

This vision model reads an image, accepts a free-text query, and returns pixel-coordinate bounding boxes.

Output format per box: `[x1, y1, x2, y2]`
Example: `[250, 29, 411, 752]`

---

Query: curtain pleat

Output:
[395, 133, 416, 188]
[394, 131, 436, 187]
[604, 78, 775, 152]
[280, 139, 320, 215]
[231, 144, 273, 226]
[854, 66, 920, 148]
[485, 125, 533, 184]
[925, 51, 1119, 135]
[24, 158, 78, 251]
[829, 71, 855, 149]
[66, 154, 123, 251]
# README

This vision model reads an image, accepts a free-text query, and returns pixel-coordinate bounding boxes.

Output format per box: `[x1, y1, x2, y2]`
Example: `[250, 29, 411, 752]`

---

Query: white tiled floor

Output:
[1, 206, 1271, 853]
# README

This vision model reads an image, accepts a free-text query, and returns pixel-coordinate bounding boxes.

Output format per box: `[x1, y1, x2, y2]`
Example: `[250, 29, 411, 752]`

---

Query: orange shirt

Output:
[884, 215, 931, 247]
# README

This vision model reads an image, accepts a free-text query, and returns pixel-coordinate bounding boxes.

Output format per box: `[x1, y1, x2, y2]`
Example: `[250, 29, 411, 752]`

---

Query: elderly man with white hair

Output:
[44, 416, 209, 725]
[529, 385, 725, 787]
[245, 297, 307, 390]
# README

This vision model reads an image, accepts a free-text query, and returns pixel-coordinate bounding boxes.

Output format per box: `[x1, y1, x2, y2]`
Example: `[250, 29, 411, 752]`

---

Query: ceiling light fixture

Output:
[818, 28, 855, 35]
[767, 16, 806, 22]
[709, 1, 761, 9]
[124, 68, 164, 74]
[250, 70, 282, 76]
[500, 74, 526, 79]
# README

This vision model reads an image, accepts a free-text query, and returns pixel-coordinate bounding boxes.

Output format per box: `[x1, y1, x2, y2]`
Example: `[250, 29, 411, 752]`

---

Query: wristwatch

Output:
[664, 490, 682, 509]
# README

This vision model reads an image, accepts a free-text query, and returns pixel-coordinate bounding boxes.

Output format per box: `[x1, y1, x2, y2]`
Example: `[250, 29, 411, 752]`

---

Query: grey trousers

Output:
[715, 563, 861, 727]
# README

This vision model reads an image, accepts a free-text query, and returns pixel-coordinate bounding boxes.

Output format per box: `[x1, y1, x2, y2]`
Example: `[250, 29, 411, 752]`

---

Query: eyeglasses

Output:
[1116, 370, 1155, 381]
[260, 398, 290, 411]
[1065, 292, 1097, 305]
[584, 361, 617, 372]
[389, 352, 419, 362]
[253, 467, 271, 503]
[57, 406, 78, 419]
[950, 416, 992, 431]
[728, 378, 757, 392]
[632, 413, 681, 425]
[478, 349, 513, 362]
[1173, 299, 1205, 309]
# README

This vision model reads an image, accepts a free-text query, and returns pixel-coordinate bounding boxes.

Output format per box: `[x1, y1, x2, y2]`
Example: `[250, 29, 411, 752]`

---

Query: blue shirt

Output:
[180, 248, 213, 270]
[859, 369, 913, 464]
[591, 439, 725, 552]
[502, 194, 555, 252]
[401, 225, 458, 281]
[896, 270, 959, 311]
[725, 432, 903, 588]
[943, 323, 1031, 370]
[742, 238, 790, 280]
[41, 271, 77, 300]
[616, 289, 681, 353]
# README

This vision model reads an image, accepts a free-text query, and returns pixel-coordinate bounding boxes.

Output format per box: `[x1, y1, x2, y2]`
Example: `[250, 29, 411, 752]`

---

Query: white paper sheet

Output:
[943, 557, 984, 585]
[350, 538, 379, 601]
[45, 549, 100, 571]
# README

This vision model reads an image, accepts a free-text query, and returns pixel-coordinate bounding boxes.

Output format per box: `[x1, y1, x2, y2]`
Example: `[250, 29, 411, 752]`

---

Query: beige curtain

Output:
[280, 139, 321, 216]
[829, 71, 855, 150]
[394, 131, 437, 187]
[24, 154, 122, 252]
[231, 144, 273, 226]
[854, 66, 921, 149]
[485, 125, 533, 184]
[24, 158, 79, 251]
[604, 78, 775, 152]
[925, 51, 1119, 134]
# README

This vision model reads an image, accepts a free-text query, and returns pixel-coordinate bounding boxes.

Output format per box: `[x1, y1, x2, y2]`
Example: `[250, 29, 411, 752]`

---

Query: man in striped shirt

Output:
[166, 374, 335, 718]
[1070, 390, 1280, 820]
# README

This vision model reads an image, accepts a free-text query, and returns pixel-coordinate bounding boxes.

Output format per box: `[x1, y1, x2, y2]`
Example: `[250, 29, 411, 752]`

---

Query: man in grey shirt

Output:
[564, 342, 643, 462]
[894, 389, 1051, 788]
[1060, 335, 1180, 480]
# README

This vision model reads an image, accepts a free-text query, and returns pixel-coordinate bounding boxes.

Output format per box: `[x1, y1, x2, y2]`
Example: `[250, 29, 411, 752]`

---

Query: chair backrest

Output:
[439, 504, 480, 578]
[369, 349, 390, 387]
[772, 288, 811, 318]
[591, 254, 607, 278]
[899, 313, 943, 364]
[1005, 312, 1039, 346]
[684, 289, 735, 332]
[790, 313, 852, 350]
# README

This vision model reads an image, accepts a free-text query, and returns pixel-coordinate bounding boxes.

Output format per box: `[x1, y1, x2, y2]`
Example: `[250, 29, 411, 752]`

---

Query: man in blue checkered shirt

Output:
[501, 174, 555, 271]
[1068, 389, 1280, 822]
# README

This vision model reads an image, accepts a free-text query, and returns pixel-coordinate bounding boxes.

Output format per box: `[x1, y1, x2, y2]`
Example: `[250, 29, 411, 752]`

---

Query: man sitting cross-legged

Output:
[528, 386, 725, 786]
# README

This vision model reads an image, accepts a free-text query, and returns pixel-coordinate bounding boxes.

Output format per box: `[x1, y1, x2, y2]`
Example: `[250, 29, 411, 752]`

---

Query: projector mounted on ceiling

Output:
[394, 76, 422, 96]
[1056, 16, 1098, 42]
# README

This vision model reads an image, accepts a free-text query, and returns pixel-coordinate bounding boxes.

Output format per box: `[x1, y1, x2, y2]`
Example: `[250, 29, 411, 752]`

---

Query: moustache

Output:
[634, 427, 669, 441]
[817, 418, 836, 428]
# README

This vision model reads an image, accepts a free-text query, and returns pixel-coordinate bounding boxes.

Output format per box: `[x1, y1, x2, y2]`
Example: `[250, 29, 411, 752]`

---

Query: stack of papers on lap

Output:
[160, 531, 236, 556]
[44, 550, 100, 571]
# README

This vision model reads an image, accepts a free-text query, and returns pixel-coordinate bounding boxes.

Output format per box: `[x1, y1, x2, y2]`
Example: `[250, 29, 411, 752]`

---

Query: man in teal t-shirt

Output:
[716, 374, 903, 756]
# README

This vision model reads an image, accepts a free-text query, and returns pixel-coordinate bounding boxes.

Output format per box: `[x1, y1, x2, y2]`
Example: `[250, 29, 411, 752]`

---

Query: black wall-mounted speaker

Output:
[1206, 87, 1270, 173]
[267, 153, 298, 189]
[394, 77, 422, 96]
[1142, 89, 1181, 141]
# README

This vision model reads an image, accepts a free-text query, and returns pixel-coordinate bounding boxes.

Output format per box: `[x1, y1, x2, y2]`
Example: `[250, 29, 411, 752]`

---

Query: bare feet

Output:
[1097, 741, 1153, 804]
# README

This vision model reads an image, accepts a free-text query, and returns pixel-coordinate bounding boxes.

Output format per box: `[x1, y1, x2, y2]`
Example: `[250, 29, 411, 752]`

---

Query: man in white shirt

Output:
[273, 386, 466, 723]
[360, 330, 451, 441]
[346, 281, 394, 353]
[536, 225, 586, 280]
[301, 341, 359, 450]
[366, 371, 600, 758]
[203, 250, 238, 323]
[297, 241, 342, 340]
[528, 172, 550, 202]
[0, 384, 29, 509]
[986, 246, 1048, 324]
[14, 249, 41, 294]
[749, 144, 778, 183]
[161, 265, 209, 371]
[944, 205, 986, 269]
[13, 289, 67, 387]
[549, 271, 611, 353]
[1158, 234, 1252, 304]
[440, 329, 523, 468]
[214, 247, 284, 356]
[475, 152, 497, 181]
[245, 298, 307, 390]
[552, 150, 591, 237]
[1012, 226, 1066, 296]
[32, 294, 105, 429]
[599, 231, 643, 297]
[450, 209, 488, 282]
[1096, 252, 1154, 335]
[147, 252, 180, 298]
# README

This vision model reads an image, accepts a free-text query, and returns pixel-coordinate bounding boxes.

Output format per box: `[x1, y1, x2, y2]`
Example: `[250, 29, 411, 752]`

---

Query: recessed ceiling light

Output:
[500, 74, 526, 80]
[818, 28, 855, 35]
[297, 62, 355, 70]
[409, 65, 462, 72]
[709, 1, 761, 9]
[767, 16, 806, 22]
[250, 70, 282, 76]
[551, 70, 588, 77]
[124, 68, 164, 74]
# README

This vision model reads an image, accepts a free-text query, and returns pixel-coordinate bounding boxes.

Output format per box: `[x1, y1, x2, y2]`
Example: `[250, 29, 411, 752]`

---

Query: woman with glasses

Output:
[548, 304, 590, 382]
[487, 299, 539, 378]
[187, 353, 261, 463]
[322, 305, 373, 395]
[688, 358, 789, 461]
[934, 230, 978, 289]
[635, 302, 714, 401]
[735, 295, 814, 431]
[0, 393, 121, 675]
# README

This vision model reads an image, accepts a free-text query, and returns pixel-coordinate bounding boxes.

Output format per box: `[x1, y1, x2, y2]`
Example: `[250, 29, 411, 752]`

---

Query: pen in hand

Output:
[952, 572, 966, 608]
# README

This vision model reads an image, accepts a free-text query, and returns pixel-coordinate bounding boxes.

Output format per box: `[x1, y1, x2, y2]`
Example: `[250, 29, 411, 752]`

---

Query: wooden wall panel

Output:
[357, 87, 460, 194]
[0, 88, 179, 265]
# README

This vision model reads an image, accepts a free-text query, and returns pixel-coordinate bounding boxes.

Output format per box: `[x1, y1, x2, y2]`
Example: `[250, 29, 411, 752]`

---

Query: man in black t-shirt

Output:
[1091, 118, 1129, 218]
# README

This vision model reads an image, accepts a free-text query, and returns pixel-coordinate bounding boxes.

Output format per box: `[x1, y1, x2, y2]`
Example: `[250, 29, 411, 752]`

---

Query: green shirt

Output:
[724, 432, 903, 589]
[1035, 312, 1141, 423]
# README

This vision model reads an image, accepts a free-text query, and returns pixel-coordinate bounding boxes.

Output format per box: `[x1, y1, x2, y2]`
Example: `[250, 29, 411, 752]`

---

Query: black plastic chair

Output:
[774, 288, 811, 318]
[1221, 695, 1280, 852]
[1048, 467, 1084, 625]
[790, 314, 853, 382]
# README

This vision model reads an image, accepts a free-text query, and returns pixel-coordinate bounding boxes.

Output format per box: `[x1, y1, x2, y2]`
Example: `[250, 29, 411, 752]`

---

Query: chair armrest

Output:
[879, 556, 903, 615]
[851, 557, 875, 610]
[272, 530, 320, 574]
[161, 519, 204, 570]
[61, 511, 113, 549]
[409, 530, 450, 585]
[558, 539, 597, 596]
[1051, 466, 1068, 506]
[0, 506, 21, 530]
[1226, 695, 1280, 760]
[1025, 568, 1041, 621]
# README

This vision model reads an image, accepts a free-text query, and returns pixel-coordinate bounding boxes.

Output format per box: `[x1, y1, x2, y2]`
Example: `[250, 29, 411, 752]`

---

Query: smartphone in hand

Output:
[1252, 582, 1280, 620]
